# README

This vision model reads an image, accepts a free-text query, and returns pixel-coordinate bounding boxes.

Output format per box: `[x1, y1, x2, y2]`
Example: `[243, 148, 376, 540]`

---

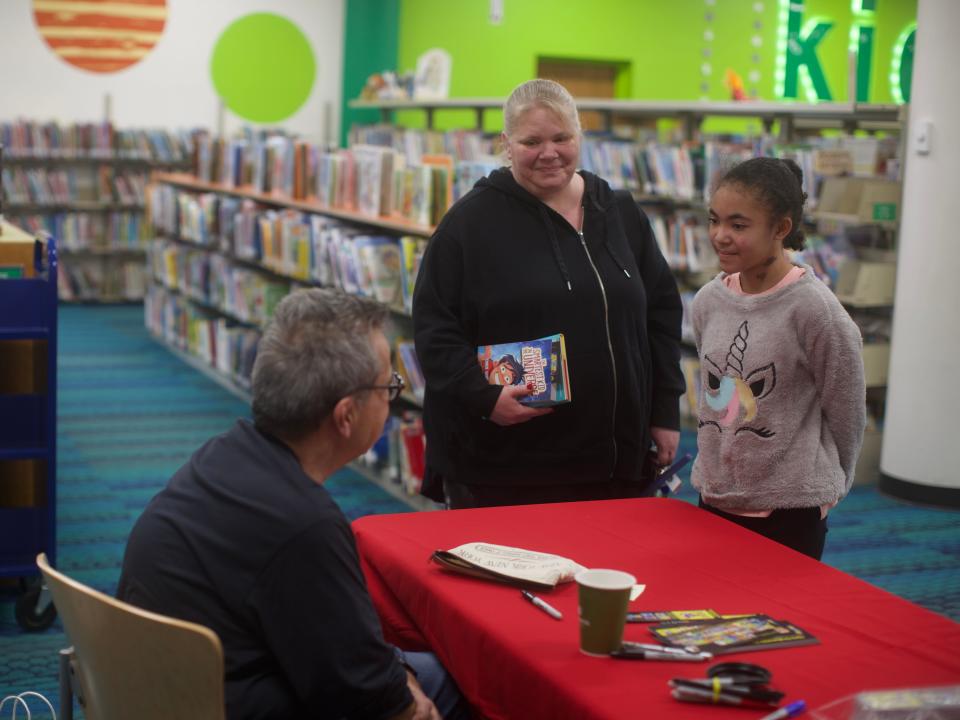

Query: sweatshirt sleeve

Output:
[628, 203, 685, 430]
[806, 293, 867, 494]
[413, 226, 502, 418]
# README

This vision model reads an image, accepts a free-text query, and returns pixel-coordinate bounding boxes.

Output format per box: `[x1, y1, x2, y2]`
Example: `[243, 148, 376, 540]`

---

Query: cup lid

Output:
[575, 568, 637, 589]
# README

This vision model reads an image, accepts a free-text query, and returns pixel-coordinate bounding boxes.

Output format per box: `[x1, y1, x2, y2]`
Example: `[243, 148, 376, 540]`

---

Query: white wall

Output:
[0, 0, 343, 144]
[881, 0, 960, 494]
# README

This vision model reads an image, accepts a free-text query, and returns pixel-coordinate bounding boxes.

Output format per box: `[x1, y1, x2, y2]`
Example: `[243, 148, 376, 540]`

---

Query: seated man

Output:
[118, 288, 466, 720]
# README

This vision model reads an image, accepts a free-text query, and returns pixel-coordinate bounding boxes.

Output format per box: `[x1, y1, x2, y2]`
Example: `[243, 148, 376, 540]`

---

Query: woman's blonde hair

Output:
[502, 79, 581, 138]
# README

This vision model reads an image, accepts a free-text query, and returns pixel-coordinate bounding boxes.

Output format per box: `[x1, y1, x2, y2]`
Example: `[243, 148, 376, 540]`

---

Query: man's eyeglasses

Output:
[356, 371, 405, 402]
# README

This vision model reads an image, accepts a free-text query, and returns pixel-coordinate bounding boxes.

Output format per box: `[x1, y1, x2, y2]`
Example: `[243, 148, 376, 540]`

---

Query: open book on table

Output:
[431, 542, 586, 590]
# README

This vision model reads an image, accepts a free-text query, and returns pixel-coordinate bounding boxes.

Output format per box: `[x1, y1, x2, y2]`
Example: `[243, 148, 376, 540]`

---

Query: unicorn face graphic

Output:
[700, 320, 777, 438]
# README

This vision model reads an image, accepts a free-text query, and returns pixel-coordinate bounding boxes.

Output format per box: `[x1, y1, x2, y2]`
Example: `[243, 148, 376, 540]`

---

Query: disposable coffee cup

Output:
[575, 569, 637, 656]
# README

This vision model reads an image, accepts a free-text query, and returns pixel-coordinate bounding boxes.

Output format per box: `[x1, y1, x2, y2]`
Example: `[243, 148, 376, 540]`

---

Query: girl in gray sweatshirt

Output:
[691, 157, 866, 559]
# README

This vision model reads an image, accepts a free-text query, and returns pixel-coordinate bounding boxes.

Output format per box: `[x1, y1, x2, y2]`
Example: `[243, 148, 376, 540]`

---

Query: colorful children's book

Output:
[649, 614, 818, 655]
[353, 235, 402, 305]
[398, 235, 427, 313]
[477, 333, 571, 407]
[627, 609, 721, 624]
[396, 340, 425, 402]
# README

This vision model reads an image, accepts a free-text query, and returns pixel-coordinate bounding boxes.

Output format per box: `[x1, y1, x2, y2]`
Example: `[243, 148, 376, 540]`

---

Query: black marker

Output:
[520, 590, 563, 620]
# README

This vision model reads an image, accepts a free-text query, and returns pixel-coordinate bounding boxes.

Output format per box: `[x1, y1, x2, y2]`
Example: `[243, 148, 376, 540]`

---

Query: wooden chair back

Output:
[37, 553, 225, 720]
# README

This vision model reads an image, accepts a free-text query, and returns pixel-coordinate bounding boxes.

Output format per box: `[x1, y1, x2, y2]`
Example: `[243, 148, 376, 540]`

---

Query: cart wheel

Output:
[15, 583, 57, 632]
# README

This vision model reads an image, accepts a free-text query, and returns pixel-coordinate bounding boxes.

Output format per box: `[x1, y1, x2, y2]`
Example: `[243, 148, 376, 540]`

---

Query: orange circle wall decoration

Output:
[33, 0, 168, 74]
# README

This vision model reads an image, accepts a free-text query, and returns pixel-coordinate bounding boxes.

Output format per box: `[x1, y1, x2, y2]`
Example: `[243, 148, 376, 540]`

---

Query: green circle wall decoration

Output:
[211, 13, 315, 123]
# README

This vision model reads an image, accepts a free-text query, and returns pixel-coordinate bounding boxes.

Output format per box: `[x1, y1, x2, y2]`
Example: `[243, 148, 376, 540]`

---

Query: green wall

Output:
[341, 0, 400, 147]
[387, 0, 916, 133]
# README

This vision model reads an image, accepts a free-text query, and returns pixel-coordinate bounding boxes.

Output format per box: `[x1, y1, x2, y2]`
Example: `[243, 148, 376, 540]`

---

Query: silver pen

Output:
[612, 647, 712, 662]
[638, 649, 712, 661]
[620, 641, 713, 661]
[622, 641, 703, 656]
[520, 590, 563, 620]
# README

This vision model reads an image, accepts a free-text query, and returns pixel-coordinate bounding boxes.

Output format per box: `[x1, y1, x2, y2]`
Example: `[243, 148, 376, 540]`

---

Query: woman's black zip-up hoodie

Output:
[412, 167, 684, 499]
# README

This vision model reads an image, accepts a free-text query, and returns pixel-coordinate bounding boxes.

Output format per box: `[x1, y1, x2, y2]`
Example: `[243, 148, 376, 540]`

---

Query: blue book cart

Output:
[0, 224, 58, 631]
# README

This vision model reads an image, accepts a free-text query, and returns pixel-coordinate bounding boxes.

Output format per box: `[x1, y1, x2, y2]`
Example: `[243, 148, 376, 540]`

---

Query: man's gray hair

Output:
[251, 288, 388, 441]
[503, 78, 582, 138]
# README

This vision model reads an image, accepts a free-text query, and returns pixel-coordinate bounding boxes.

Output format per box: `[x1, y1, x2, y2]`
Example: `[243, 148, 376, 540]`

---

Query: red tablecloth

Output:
[353, 498, 960, 720]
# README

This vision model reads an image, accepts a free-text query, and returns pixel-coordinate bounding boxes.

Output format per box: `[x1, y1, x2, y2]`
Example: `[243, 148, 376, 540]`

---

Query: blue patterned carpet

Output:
[1, 305, 958, 717]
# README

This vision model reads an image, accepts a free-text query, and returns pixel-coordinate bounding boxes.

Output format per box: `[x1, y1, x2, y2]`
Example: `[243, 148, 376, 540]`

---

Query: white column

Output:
[880, 0, 960, 506]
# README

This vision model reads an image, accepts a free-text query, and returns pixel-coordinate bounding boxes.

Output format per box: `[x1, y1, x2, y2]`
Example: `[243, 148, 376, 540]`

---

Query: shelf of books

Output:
[144, 132, 466, 510]
[349, 98, 903, 137]
[1, 120, 194, 302]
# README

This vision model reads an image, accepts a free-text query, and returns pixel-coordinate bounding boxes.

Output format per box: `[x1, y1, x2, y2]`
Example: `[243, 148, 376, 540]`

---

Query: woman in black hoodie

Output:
[412, 79, 684, 509]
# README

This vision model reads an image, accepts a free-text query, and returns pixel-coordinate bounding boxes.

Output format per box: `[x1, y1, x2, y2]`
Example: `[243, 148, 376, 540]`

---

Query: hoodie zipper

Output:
[577, 214, 619, 478]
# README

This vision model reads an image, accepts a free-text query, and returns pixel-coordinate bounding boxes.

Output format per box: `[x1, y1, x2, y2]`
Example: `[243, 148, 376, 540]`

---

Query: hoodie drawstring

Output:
[538, 204, 573, 291]
[605, 245, 632, 278]
[603, 201, 633, 278]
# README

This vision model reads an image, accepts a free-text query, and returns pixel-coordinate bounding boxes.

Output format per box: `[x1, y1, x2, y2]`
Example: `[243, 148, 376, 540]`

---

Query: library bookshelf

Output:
[152, 172, 434, 238]
[2, 121, 193, 302]
[146, 172, 437, 511]
[3, 156, 191, 302]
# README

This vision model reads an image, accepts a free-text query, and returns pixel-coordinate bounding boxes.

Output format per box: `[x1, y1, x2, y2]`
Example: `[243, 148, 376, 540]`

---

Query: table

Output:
[353, 498, 960, 720]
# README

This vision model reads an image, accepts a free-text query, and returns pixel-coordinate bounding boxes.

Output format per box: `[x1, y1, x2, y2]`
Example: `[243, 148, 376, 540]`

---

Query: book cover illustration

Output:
[649, 614, 818, 655]
[396, 340, 425, 403]
[353, 144, 395, 217]
[477, 334, 571, 407]
[399, 235, 427, 313]
[627, 609, 721, 624]
[353, 235, 402, 306]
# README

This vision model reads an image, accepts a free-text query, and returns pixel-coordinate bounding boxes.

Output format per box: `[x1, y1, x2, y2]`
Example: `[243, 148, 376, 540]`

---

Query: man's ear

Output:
[332, 396, 356, 438]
